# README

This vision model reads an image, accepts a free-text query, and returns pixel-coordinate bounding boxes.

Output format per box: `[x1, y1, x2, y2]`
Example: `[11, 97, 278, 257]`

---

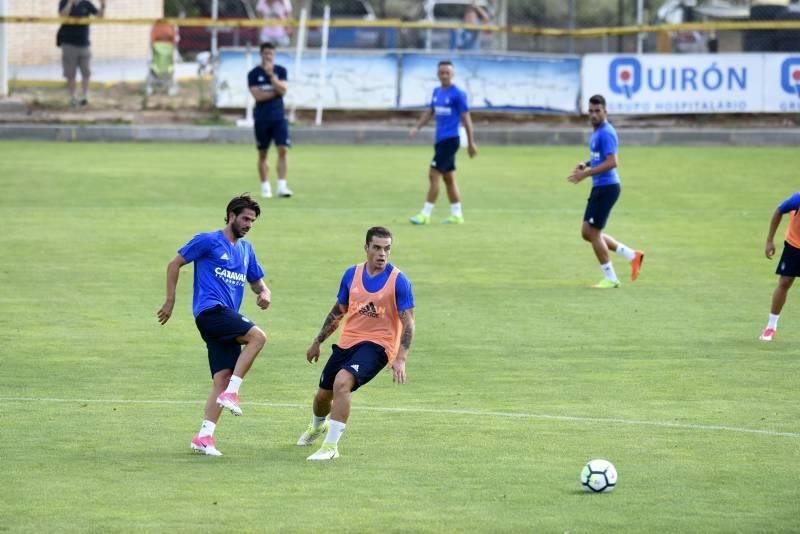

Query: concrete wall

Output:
[2, 124, 800, 146]
[9, 0, 163, 65]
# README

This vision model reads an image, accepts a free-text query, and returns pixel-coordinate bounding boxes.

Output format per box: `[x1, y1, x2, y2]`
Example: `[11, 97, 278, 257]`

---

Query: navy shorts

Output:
[195, 305, 257, 376]
[431, 136, 460, 173]
[584, 184, 621, 229]
[254, 118, 290, 151]
[318, 342, 388, 392]
[776, 241, 800, 277]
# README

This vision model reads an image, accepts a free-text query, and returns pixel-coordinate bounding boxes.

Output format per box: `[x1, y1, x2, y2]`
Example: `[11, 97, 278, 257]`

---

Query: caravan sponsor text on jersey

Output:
[215, 267, 247, 287]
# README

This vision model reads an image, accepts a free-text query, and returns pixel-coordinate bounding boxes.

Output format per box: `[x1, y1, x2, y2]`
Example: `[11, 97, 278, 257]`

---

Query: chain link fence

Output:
[6, 0, 800, 113]
[745, 1, 800, 52]
[6, 0, 800, 77]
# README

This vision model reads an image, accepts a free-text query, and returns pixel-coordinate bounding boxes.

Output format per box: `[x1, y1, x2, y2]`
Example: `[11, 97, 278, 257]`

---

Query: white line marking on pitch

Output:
[1, 397, 797, 438]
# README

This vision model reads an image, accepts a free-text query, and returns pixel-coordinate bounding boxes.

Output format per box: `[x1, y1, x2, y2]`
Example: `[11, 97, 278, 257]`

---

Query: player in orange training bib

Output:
[297, 226, 415, 461]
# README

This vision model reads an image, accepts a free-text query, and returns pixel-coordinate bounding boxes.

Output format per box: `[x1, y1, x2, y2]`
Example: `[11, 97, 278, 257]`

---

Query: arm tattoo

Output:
[316, 303, 345, 344]
[398, 309, 415, 350]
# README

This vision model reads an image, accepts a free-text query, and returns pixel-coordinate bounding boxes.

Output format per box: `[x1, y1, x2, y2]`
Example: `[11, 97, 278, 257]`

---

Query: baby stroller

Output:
[145, 21, 179, 96]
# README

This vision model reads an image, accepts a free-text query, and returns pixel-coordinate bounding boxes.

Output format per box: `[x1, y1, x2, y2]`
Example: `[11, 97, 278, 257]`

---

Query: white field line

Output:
[1, 396, 797, 439]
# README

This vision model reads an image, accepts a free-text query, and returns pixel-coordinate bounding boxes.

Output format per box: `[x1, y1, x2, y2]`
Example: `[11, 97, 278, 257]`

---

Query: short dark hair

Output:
[438, 60, 454, 68]
[225, 194, 261, 223]
[366, 226, 392, 245]
[260, 42, 276, 52]
[589, 94, 606, 108]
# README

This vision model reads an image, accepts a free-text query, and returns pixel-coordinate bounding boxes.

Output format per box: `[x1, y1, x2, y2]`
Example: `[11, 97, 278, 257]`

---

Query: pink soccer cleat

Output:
[216, 391, 243, 416]
[759, 328, 776, 341]
[190, 434, 223, 456]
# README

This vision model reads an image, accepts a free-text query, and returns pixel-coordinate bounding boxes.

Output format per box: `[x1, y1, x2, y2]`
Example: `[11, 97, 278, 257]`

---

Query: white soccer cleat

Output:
[277, 186, 293, 198]
[759, 327, 776, 341]
[296, 421, 329, 446]
[190, 434, 223, 456]
[216, 392, 243, 416]
[306, 442, 339, 461]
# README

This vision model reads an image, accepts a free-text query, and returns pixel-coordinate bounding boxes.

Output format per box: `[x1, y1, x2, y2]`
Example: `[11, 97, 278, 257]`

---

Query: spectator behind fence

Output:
[151, 18, 177, 45]
[57, 0, 105, 107]
[256, 0, 293, 47]
[146, 19, 179, 97]
[457, 2, 490, 51]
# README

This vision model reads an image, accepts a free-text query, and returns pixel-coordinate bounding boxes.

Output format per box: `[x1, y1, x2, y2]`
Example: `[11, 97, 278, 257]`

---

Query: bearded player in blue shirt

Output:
[157, 195, 271, 456]
[409, 60, 478, 225]
[567, 94, 644, 288]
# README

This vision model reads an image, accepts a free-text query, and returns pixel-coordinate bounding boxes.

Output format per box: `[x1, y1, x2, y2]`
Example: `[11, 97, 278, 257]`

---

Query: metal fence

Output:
[171, 0, 800, 56]
[5, 0, 800, 113]
[5, 0, 800, 73]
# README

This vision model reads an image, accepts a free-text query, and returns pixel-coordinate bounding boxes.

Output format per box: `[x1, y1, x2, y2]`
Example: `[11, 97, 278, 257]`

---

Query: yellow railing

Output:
[4, 16, 800, 38]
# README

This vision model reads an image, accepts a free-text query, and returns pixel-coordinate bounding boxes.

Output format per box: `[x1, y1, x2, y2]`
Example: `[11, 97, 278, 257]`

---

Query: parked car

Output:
[306, 0, 396, 49]
[656, 0, 707, 53]
[176, 0, 261, 58]
[402, 0, 494, 50]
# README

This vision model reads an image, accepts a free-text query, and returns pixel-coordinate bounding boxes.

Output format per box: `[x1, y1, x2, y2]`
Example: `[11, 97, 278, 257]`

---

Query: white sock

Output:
[451, 202, 462, 217]
[312, 414, 327, 430]
[261, 181, 271, 193]
[224, 375, 243, 394]
[277, 179, 289, 192]
[615, 243, 636, 262]
[199, 419, 216, 437]
[767, 313, 779, 329]
[324, 419, 346, 445]
[421, 202, 434, 217]
[601, 262, 618, 282]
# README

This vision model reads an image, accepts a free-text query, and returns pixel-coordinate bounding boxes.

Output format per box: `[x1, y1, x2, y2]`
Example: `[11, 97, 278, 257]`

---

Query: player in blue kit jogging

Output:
[248, 42, 292, 199]
[567, 94, 644, 288]
[759, 191, 800, 341]
[409, 60, 477, 225]
[157, 195, 271, 456]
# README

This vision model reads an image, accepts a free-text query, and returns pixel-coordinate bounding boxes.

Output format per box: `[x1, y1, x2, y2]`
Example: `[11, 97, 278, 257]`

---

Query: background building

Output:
[8, 0, 163, 65]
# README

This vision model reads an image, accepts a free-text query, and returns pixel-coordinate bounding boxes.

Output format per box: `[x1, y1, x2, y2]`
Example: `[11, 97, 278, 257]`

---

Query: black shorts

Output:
[777, 241, 800, 277]
[584, 184, 621, 229]
[431, 136, 460, 173]
[195, 305, 257, 376]
[254, 118, 290, 151]
[318, 342, 388, 392]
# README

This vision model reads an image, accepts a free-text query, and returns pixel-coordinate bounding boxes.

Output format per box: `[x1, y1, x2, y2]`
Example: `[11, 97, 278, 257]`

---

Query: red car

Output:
[176, 0, 261, 58]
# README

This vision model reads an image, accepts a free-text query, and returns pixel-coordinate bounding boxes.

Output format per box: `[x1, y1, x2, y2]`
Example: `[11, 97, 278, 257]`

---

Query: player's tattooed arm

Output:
[315, 302, 347, 344]
[391, 308, 415, 384]
[398, 308, 415, 351]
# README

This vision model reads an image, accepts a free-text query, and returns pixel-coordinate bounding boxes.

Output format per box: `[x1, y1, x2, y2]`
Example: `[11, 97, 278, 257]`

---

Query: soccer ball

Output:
[580, 459, 617, 493]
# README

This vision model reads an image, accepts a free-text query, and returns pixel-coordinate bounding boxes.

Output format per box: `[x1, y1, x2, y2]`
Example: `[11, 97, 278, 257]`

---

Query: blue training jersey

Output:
[778, 192, 800, 213]
[336, 264, 414, 311]
[431, 84, 468, 144]
[248, 64, 287, 122]
[178, 230, 265, 317]
[589, 121, 620, 188]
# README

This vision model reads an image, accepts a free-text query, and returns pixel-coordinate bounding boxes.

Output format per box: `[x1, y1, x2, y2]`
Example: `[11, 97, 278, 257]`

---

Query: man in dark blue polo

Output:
[248, 42, 293, 199]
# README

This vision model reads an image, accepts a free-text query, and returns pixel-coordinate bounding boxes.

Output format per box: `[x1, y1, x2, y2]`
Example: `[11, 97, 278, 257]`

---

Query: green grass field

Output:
[1, 141, 798, 532]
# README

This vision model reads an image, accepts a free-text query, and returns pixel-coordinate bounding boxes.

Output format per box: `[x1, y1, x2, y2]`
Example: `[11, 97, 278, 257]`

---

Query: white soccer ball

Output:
[580, 459, 618, 493]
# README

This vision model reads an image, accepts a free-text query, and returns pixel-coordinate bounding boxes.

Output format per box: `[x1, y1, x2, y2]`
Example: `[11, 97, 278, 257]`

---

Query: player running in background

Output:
[759, 191, 800, 341]
[297, 227, 415, 460]
[157, 195, 271, 456]
[567, 94, 644, 289]
[248, 42, 292, 199]
[409, 60, 477, 225]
